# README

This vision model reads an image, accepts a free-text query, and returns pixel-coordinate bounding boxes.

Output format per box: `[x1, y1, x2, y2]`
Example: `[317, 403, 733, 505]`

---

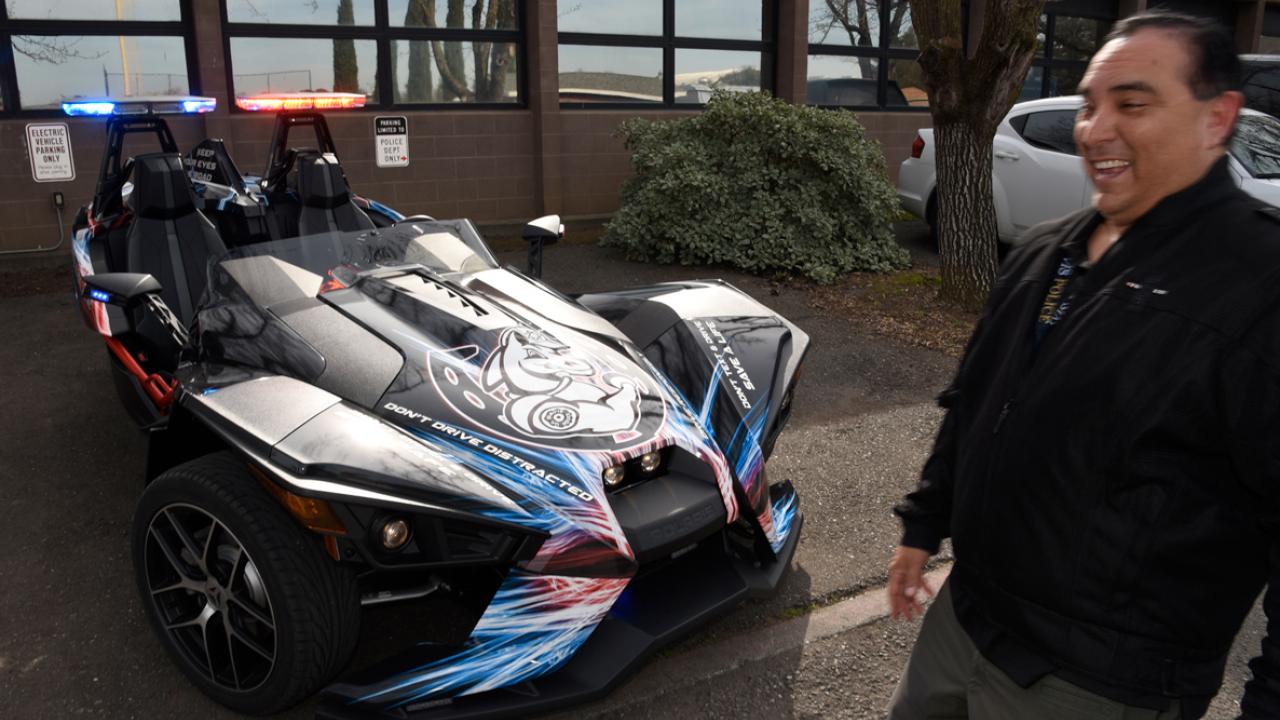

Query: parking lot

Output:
[0, 227, 1266, 719]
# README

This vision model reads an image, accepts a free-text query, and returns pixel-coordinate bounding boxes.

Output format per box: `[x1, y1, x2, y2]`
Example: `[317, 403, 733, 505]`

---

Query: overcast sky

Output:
[15, 35, 189, 108]
[8, 0, 180, 21]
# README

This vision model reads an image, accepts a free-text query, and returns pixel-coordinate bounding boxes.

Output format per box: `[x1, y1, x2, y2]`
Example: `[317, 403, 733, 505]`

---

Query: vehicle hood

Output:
[326, 267, 670, 452]
[319, 266, 741, 576]
[193, 226, 745, 577]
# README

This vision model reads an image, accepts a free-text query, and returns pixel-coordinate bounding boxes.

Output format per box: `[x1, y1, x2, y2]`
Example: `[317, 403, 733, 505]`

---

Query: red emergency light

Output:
[234, 92, 366, 112]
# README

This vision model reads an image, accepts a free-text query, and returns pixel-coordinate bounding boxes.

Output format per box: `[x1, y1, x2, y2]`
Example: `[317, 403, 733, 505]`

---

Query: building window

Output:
[807, 0, 926, 109]
[1264, 5, 1280, 54]
[229, 37, 379, 100]
[223, 0, 524, 109]
[0, 0, 197, 113]
[1019, 12, 1109, 102]
[557, 0, 776, 108]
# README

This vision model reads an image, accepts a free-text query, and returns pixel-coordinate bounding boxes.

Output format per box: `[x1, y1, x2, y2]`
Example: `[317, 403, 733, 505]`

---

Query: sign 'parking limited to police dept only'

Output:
[375, 116, 409, 168]
[26, 123, 75, 182]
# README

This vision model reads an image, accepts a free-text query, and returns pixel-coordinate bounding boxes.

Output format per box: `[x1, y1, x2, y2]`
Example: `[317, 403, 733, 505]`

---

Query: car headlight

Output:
[603, 464, 626, 487]
[639, 451, 661, 473]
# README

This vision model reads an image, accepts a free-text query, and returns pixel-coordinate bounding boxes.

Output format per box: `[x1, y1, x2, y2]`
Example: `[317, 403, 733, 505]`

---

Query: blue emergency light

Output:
[63, 101, 117, 116]
[62, 95, 217, 117]
[87, 288, 112, 303]
[181, 98, 217, 114]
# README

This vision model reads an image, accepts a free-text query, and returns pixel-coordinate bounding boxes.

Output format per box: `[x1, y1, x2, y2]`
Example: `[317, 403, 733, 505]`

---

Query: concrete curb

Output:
[552, 564, 953, 718]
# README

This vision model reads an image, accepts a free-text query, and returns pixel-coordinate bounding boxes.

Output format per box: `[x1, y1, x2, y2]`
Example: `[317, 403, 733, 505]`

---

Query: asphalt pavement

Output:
[0, 222, 1264, 719]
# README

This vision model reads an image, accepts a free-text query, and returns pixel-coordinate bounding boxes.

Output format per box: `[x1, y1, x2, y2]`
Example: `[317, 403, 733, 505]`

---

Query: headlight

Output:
[639, 451, 661, 473]
[380, 518, 411, 550]
[602, 464, 626, 487]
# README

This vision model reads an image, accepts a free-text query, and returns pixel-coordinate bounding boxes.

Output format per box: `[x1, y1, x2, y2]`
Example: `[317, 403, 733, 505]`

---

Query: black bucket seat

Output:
[294, 151, 375, 235]
[125, 152, 227, 326]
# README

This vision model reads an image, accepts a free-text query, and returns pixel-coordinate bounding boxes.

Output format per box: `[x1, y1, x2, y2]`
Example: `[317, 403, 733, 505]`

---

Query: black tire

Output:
[131, 452, 360, 715]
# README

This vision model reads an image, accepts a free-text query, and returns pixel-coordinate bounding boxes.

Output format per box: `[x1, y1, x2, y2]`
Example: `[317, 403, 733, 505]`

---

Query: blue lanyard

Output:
[1035, 253, 1076, 347]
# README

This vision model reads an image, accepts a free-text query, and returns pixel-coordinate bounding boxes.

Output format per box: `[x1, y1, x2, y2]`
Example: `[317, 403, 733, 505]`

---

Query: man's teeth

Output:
[1094, 160, 1131, 170]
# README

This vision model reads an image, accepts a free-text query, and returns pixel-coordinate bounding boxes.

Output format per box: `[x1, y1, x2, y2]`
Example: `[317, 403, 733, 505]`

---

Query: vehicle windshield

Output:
[1231, 113, 1280, 178]
[196, 219, 500, 382]
[212, 218, 498, 283]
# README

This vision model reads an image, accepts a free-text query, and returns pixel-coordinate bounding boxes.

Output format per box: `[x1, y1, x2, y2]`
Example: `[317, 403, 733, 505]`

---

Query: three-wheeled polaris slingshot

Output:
[67, 93, 808, 718]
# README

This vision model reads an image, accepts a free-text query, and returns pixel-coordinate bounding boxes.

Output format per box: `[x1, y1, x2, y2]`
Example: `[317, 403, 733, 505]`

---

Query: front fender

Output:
[578, 280, 807, 553]
[176, 368, 529, 523]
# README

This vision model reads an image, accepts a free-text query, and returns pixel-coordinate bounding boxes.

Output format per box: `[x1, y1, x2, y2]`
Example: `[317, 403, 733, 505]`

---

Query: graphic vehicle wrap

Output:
[71, 101, 807, 719]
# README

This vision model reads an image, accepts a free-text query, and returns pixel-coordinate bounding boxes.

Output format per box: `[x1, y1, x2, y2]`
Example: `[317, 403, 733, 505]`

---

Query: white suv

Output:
[896, 96, 1280, 246]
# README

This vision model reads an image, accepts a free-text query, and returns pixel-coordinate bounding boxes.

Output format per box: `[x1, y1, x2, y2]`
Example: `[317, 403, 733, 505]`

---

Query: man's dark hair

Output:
[1105, 10, 1241, 100]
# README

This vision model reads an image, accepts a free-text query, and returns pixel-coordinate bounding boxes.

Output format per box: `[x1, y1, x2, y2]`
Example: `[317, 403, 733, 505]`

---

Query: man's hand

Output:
[888, 546, 935, 621]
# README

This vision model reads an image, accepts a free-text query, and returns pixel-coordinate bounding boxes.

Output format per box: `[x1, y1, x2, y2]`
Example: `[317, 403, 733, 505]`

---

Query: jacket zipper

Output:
[993, 399, 1015, 435]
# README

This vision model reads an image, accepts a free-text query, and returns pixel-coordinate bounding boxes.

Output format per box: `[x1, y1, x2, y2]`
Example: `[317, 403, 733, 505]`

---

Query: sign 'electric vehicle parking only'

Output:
[26, 123, 75, 182]
[375, 116, 409, 168]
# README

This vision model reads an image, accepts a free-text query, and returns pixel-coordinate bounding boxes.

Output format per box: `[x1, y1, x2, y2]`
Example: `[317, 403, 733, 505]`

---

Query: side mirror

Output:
[82, 272, 188, 348]
[82, 272, 163, 306]
[523, 214, 564, 278]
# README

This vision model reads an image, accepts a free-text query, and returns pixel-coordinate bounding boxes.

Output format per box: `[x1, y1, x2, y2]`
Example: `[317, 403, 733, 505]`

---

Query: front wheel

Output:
[131, 452, 359, 715]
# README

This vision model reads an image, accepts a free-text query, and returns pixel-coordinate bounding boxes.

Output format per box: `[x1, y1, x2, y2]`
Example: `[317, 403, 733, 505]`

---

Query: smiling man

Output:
[885, 11, 1280, 720]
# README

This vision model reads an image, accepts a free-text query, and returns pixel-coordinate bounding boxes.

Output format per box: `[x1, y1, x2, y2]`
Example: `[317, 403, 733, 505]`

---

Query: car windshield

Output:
[211, 219, 498, 283]
[196, 219, 500, 382]
[1231, 113, 1280, 178]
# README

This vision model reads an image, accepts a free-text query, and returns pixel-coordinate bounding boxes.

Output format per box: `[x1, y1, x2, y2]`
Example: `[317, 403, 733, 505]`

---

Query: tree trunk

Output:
[401, 0, 434, 102]
[935, 122, 999, 306]
[486, 1, 515, 100]
[473, 1, 491, 99]
[913, 0, 1043, 310]
[431, 40, 473, 99]
[333, 0, 358, 93]
[443, 0, 467, 100]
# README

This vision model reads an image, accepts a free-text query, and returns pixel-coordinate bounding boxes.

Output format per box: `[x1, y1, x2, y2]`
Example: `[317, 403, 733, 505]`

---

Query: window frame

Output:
[220, 0, 527, 113]
[0, 1, 200, 117]
[1027, 11, 1109, 102]
[806, 0, 926, 112]
[556, 0, 777, 111]
[1014, 109, 1079, 156]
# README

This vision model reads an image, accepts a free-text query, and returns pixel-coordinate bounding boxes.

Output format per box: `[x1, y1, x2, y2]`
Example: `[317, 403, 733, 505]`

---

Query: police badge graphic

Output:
[426, 327, 667, 451]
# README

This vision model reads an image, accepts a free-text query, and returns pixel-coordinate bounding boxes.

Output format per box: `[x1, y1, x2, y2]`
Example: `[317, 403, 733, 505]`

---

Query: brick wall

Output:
[858, 112, 935, 186]
[0, 0, 935, 256]
[0, 115, 208, 256]
[206, 112, 541, 222]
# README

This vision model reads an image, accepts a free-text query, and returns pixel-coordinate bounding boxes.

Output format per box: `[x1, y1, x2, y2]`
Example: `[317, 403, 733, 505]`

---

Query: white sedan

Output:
[897, 96, 1280, 245]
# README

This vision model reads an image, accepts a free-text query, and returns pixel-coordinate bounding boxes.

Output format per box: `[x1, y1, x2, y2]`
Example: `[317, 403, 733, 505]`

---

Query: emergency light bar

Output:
[234, 92, 366, 112]
[62, 95, 217, 117]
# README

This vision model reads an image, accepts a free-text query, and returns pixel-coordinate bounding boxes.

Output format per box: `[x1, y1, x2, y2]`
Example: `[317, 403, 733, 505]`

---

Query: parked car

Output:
[807, 78, 908, 107]
[1241, 54, 1280, 119]
[897, 96, 1280, 245]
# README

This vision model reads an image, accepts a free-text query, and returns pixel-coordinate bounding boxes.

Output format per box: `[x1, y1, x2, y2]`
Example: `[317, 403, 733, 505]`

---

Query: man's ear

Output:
[1209, 90, 1244, 148]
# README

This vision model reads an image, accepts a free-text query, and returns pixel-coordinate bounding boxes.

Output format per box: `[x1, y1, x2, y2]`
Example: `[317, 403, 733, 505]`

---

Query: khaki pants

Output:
[886, 582, 1182, 720]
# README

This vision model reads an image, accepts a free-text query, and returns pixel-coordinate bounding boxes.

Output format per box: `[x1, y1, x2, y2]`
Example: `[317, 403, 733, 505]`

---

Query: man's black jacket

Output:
[895, 158, 1280, 716]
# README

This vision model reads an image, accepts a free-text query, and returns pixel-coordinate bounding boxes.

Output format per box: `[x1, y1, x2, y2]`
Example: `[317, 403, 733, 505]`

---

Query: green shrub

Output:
[601, 90, 908, 284]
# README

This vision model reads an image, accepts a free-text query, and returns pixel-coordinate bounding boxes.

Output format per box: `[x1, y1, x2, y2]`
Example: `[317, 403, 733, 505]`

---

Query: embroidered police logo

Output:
[425, 327, 666, 451]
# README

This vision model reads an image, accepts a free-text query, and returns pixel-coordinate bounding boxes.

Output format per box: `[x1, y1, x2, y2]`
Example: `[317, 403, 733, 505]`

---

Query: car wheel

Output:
[131, 452, 359, 714]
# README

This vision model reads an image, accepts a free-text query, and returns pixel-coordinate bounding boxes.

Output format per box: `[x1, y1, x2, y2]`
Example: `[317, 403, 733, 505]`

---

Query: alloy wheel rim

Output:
[143, 503, 277, 692]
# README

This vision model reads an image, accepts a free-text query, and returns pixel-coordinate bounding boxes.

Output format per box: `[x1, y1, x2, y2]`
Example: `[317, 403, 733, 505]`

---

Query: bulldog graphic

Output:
[480, 328, 641, 438]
